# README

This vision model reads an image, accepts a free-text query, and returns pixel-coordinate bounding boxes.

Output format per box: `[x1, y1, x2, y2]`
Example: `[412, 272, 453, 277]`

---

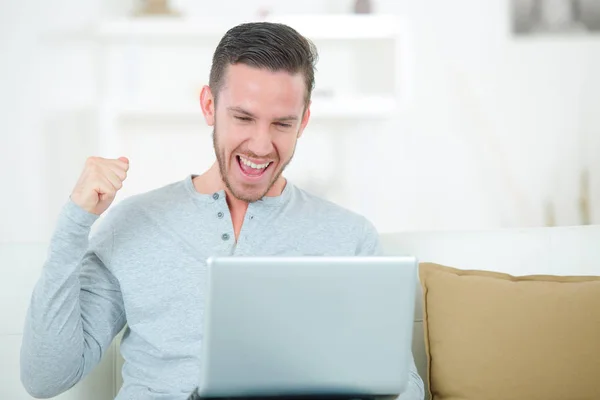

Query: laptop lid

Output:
[197, 256, 417, 398]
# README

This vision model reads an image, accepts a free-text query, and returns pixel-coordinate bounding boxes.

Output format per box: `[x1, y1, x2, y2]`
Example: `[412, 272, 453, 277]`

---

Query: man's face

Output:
[202, 63, 310, 202]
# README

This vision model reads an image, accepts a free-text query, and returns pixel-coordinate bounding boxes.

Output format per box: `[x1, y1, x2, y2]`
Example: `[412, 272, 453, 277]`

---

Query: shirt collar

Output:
[184, 174, 293, 207]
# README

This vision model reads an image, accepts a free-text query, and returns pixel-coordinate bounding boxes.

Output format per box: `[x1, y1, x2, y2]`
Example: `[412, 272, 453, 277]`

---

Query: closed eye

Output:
[275, 122, 292, 128]
[235, 116, 252, 122]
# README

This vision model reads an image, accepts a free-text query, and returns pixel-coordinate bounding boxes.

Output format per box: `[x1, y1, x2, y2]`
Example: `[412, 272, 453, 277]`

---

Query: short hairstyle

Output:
[209, 22, 318, 107]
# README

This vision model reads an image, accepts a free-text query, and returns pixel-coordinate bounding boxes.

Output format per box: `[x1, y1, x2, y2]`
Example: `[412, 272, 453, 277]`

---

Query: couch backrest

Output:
[380, 224, 600, 399]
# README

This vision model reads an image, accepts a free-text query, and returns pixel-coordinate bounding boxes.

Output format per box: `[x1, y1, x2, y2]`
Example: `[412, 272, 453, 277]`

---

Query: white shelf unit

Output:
[97, 14, 404, 41]
[93, 14, 410, 156]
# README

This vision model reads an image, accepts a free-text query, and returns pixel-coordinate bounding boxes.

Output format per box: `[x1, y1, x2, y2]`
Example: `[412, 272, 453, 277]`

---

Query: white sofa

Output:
[3, 225, 600, 399]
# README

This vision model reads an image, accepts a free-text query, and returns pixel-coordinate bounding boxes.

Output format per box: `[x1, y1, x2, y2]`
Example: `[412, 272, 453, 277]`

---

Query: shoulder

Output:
[289, 185, 381, 254]
[291, 185, 367, 225]
[100, 178, 189, 230]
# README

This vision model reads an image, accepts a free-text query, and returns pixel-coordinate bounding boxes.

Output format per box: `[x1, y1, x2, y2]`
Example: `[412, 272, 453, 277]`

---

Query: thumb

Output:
[118, 156, 129, 164]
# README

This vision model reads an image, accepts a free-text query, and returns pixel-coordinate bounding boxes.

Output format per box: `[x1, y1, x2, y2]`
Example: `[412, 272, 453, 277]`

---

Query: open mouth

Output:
[236, 155, 273, 179]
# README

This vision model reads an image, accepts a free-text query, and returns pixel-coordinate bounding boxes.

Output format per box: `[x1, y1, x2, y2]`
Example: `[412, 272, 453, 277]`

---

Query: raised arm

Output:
[20, 156, 129, 397]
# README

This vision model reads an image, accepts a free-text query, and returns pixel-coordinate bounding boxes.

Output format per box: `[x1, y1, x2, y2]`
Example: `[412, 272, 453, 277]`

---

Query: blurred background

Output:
[2, 0, 600, 243]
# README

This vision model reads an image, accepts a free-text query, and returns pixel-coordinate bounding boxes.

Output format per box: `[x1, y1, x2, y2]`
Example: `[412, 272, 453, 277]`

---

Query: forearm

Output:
[20, 200, 101, 397]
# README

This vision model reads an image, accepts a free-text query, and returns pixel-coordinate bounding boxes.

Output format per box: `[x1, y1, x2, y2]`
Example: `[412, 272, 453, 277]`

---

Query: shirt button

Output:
[212, 193, 219, 200]
[217, 211, 224, 219]
[222, 233, 230, 241]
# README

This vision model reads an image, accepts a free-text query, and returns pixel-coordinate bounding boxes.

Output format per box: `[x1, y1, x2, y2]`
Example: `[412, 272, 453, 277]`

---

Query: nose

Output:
[247, 124, 274, 157]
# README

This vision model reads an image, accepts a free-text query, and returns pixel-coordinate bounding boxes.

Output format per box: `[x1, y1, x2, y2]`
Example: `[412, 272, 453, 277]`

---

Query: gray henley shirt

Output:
[20, 174, 424, 400]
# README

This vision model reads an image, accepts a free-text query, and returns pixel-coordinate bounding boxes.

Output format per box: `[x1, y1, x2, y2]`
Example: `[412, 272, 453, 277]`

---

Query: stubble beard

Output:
[212, 127, 295, 203]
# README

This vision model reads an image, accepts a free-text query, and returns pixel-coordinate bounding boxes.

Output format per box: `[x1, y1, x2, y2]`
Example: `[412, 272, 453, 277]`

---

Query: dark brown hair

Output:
[209, 22, 318, 107]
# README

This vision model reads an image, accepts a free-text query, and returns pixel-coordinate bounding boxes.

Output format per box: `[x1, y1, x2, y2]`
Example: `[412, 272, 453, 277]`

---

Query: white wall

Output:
[364, 0, 600, 231]
[1, 1, 47, 242]
[6, 0, 596, 240]
[4, 0, 599, 241]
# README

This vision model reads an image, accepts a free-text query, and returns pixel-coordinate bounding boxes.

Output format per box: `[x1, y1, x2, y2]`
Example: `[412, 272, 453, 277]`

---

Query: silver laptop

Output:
[196, 256, 418, 399]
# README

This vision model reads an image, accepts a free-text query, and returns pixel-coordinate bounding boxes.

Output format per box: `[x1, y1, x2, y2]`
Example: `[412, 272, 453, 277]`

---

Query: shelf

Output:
[110, 95, 397, 121]
[96, 14, 403, 41]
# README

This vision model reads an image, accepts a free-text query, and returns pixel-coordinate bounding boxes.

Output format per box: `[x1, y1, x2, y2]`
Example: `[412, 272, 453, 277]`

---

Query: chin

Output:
[229, 182, 270, 203]
[226, 163, 280, 203]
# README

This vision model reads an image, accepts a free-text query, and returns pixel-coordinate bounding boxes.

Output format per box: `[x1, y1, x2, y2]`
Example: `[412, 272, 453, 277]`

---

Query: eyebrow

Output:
[227, 106, 299, 122]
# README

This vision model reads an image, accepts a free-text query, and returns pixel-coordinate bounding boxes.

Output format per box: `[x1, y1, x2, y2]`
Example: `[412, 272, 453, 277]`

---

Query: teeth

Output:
[239, 156, 271, 169]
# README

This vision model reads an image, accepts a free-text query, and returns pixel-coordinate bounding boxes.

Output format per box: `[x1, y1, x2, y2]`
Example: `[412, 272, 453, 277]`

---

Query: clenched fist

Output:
[70, 156, 130, 215]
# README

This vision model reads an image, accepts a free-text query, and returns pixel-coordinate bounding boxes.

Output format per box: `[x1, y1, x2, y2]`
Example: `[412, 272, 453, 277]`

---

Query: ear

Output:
[297, 101, 311, 139]
[200, 85, 215, 126]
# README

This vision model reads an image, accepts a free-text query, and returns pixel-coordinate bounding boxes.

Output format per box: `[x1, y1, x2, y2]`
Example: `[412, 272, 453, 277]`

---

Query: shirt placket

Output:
[231, 203, 258, 256]
[211, 192, 236, 255]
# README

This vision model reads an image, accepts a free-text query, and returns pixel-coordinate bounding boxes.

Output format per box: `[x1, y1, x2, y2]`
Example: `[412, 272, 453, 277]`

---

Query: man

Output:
[20, 22, 424, 400]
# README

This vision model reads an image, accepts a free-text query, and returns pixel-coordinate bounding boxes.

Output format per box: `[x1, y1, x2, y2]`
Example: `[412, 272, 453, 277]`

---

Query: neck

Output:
[193, 161, 287, 213]
[193, 162, 286, 241]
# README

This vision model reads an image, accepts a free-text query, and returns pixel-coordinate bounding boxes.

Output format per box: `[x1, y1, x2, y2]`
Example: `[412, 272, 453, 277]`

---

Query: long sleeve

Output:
[395, 356, 425, 400]
[356, 218, 425, 400]
[20, 199, 126, 398]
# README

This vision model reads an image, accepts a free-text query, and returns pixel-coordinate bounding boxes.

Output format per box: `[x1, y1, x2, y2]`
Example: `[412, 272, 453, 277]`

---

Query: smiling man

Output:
[20, 22, 424, 400]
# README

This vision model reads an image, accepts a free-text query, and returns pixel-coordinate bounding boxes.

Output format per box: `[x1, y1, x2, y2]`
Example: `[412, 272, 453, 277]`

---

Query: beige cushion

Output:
[419, 262, 600, 400]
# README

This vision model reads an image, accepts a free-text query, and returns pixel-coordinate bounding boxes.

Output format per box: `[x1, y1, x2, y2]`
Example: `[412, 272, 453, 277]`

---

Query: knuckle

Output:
[88, 160, 103, 173]
[86, 156, 100, 165]
[90, 169, 103, 180]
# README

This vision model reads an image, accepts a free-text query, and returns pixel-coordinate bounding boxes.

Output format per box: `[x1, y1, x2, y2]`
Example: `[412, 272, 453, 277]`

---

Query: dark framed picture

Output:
[512, 0, 600, 35]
